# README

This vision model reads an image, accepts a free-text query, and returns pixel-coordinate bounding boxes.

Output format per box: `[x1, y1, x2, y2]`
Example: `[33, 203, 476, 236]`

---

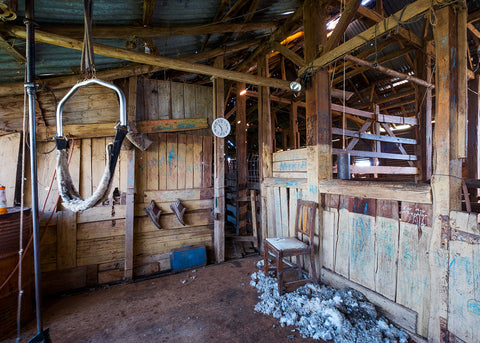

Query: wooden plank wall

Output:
[0, 85, 120, 133]
[137, 79, 213, 122]
[322, 196, 433, 337]
[134, 133, 214, 275]
[21, 79, 215, 295]
[263, 147, 435, 338]
[0, 133, 20, 206]
[447, 211, 480, 342]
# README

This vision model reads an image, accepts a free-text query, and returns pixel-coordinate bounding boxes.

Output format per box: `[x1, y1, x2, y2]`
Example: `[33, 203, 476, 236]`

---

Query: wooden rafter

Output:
[270, 41, 305, 67]
[332, 47, 412, 85]
[344, 54, 434, 88]
[34, 21, 279, 39]
[0, 32, 25, 64]
[343, 0, 423, 48]
[0, 37, 262, 97]
[142, 0, 155, 26]
[324, 0, 361, 53]
[300, 0, 431, 75]
[8, 26, 293, 90]
[236, 6, 303, 72]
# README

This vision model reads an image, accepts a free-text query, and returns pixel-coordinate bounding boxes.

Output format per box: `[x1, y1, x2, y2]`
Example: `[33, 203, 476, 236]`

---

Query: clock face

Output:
[212, 118, 231, 138]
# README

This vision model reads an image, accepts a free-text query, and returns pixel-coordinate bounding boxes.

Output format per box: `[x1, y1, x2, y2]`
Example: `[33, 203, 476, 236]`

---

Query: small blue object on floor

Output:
[170, 245, 207, 271]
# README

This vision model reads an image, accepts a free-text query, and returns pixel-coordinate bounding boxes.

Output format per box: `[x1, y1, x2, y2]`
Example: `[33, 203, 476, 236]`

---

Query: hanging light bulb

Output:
[290, 80, 302, 92]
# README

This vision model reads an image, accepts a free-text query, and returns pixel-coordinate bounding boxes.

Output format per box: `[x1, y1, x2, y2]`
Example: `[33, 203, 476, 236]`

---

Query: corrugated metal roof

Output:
[0, 0, 300, 85]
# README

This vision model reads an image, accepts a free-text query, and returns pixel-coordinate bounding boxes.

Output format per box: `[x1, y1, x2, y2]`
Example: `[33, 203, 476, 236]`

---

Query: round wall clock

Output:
[211, 118, 231, 138]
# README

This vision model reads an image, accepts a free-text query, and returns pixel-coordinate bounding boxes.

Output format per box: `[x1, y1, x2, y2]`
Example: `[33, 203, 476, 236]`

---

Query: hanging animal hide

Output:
[56, 143, 114, 212]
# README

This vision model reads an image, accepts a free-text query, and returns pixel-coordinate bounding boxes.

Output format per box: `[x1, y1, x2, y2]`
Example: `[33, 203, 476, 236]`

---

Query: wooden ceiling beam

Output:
[8, 26, 293, 91]
[235, 6, 304, 72]
[142, 0, 155, 26]
[0, 37, 262, 97]
[467, 22, 480, 39]
[0, 32, 25, 64]
[31, 21, 279, 39]
[324, 0, 361, 53]
[300, 0, 430, 75]
[342, 0, 423, 48]
[270, 41, 305, 67]
[332, 46, 412, 85]
[344, 54, 434, 88]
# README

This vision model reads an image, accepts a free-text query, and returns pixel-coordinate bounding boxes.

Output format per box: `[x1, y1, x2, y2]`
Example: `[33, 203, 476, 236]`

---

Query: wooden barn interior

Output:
[1, 0, 480, 342]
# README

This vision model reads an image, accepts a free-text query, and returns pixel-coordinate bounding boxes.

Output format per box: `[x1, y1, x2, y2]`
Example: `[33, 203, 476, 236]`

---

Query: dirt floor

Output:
[3, 256, 320, 343]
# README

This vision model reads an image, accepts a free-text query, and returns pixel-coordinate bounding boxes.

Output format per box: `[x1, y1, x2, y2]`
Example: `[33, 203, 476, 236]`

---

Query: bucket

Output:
[0, 185, 7, 214]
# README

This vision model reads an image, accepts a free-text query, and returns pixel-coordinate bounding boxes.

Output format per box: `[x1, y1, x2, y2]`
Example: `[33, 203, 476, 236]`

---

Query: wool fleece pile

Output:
[250, 261, 409, 342]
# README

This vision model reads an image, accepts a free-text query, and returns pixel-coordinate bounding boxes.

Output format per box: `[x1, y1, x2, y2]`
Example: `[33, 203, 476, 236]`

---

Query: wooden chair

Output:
[263, 199, 318, 295]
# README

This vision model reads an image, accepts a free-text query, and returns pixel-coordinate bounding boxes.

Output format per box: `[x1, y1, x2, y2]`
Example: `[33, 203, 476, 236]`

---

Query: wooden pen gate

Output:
[261, 146, 480, 339]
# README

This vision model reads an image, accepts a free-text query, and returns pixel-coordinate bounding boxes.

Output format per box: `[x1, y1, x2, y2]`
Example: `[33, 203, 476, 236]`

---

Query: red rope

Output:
[0, 138, 76, 292]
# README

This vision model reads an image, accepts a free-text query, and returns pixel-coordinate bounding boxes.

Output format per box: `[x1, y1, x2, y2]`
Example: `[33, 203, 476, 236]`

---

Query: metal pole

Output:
[25, 1, 49, 341]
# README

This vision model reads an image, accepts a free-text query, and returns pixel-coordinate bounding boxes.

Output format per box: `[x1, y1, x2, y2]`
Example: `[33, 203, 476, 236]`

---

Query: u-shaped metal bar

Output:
[56, 78, 127, 137]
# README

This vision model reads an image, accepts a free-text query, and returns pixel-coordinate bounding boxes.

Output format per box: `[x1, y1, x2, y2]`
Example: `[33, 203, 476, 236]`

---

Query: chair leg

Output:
[296, 255, 303, 279]
[310, 250, 318, 284]
[277, 251, 284, 295]
[263, 241, 269, 276]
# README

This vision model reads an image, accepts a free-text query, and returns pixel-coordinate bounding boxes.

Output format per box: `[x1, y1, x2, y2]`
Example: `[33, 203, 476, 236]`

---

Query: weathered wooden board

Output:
[77, 235, 125, 266]
[146, 134, 159, 190]
[134, 226, 213, 256]
[56, 210, 77, 270]
[144, 188, 213, 203]
[396, 221, 431, 337]
[0, 133, 20, 206]
[280, 187, 289, 237]
[322, 209, 337, 271]
[36, 141, 60, 213]
[77, 219, 126, 240]
[135, 199, 213, 217]
[202, 136, 212, 188]
[136, 118, 209, 133]
[166, 133, 178, 190]
[143, 78, 159, 120]
[185, 135, 194, 189]
[135, 210, 213, 233]
[334, 208, 350, 278]
[193, 135, 203, 188]
[272, 148, 307, 162]
[77, 205, 126, 223]
[349, 212, 375, 289]
[80, 139, 92, 198]
[375, 200, 399, 301]
[448, 211, 480, 342]
[156, 80, 170, 120]
[171, 82, 185, 120]
[158, 134, 167, 190]
[177, 134, 186, 189]
[273, 187, 282, 236]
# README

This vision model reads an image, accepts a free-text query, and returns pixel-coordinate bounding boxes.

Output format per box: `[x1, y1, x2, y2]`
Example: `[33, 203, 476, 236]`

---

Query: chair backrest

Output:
[294, 199, 317, 242]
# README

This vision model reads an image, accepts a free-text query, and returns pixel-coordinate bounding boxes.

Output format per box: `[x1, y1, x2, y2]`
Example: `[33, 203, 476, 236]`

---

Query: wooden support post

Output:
[304, 0, 330, 279]
[467, 75, 480, 202]
[429, 4, 465, 341]
[258, 55, 273, 246]
[214, 56, 225, 263]
[236, 82, 248, 235]
[289, 102, 299, 149]
[416, 46, 433, 182]
[124, 76, 137, 280]
[250, 189, 258, 248]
